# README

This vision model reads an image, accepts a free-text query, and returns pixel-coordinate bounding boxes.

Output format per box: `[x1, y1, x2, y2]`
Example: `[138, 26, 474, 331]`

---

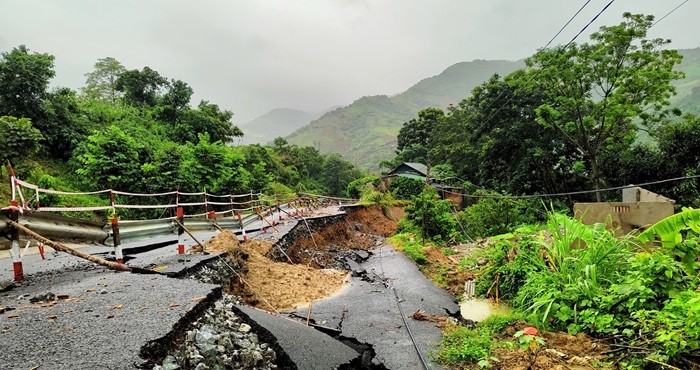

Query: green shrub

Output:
[403, 188, 457, 243]
[457, 192, 546, 238]
[390, 176, 424, 200]
[346, 175, 377, 199]
[0, 116, 43, 165]
[475, 232, 543, 302]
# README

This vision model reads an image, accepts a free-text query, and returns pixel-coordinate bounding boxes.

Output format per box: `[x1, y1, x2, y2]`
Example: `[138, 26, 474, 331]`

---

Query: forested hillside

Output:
[286, 60, 524, 171]
[0, 48, 363, 214]
[237, 108, 322, 145]
[287, 48, 700, 172]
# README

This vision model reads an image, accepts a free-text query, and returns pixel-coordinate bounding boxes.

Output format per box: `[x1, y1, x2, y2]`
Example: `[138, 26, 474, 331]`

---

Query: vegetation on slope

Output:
[0, 47, 364, 218]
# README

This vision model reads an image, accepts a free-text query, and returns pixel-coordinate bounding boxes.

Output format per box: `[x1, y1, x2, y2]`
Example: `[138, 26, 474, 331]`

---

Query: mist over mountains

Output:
[247, 48, 700, 172]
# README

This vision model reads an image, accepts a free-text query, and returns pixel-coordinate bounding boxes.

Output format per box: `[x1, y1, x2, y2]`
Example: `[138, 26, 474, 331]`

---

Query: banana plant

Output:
[638, 208, 700, 276]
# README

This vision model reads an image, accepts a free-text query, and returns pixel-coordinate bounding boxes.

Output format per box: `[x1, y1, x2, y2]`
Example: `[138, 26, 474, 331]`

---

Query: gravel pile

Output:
[182, 256, 239, 286]
[153, 294, 278, 370]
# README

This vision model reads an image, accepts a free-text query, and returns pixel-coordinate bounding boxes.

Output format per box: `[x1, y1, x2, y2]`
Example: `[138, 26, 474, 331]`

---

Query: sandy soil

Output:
[203, 231, 348, 311]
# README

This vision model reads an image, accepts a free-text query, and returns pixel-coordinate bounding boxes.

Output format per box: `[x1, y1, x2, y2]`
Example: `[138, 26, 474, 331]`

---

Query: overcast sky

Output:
[1, 0, 698, 123]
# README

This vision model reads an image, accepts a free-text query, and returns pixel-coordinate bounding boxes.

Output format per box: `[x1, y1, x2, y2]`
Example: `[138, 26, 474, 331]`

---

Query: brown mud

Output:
[200, 205, 402, 311]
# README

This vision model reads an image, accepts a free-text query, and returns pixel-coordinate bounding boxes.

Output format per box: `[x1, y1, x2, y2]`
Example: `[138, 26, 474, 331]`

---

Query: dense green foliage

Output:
[0, 46, 363, 215]
[388, 14, 700, 208]
[457, 194, 546, 239]
[401, 188, 458, 243]
[466, 210, 700, 368]
[0, 116, 43, 163]
[529, 13, 683, 200]
[389, 177, 424, 200]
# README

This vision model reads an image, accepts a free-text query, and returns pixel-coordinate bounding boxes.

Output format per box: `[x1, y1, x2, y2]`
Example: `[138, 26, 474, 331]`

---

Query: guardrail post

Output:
[177, 207, 185, 254]
[38, 242, 46, 260]
[237, 212, 247, 242]
[277, 201, 283, 221]
[111, 215, 123, 263]
[9, 199, 23, 282]
[208, 210, 217, 232]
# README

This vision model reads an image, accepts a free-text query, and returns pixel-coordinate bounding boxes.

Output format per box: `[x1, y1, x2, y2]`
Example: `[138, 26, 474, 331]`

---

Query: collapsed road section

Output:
[1, 205, 459, 369]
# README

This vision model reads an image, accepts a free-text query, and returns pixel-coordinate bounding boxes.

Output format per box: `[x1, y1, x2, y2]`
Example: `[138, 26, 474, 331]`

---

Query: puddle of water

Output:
[460, 298, 510, 322]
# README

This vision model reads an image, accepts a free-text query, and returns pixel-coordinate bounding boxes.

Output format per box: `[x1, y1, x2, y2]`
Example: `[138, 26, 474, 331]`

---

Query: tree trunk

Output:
[590, 157, 603, 202]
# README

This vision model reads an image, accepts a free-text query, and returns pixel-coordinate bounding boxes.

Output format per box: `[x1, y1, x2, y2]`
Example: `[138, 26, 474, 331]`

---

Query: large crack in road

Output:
[1, 205, 458, 369]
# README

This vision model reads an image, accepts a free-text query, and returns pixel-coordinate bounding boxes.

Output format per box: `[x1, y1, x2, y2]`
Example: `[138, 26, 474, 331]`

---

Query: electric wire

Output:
[651, 0, 690, 28]
[438, 173, 700, 200]
[472, 0, 593, 124]
[478, 0, 616, 130]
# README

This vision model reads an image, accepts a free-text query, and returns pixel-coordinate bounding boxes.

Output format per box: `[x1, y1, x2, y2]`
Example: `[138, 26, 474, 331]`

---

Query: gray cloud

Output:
[1, 0, 698, 123]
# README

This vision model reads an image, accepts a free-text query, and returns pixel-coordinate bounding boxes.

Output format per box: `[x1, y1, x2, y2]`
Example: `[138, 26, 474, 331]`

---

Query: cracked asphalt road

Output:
[294, 244, 460, 370]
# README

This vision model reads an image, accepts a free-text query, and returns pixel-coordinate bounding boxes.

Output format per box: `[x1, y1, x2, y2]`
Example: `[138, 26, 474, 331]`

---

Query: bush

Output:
[0, 116, 43, 164]
[346, 175, 377, 199]
[457, 192, 546, 238]
[390, 176, 424, 200]
[403, 188, 457, 243]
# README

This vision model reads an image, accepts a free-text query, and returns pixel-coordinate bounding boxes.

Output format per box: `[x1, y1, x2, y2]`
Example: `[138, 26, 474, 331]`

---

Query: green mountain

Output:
[287, 49, 700, 172]
[238, 108, 321, 145]
[287, 60, 525, 171]
[673, 48, 700, 115]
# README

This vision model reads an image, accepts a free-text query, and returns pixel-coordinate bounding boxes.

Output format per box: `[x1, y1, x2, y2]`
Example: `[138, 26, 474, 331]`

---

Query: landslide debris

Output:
[203, 230, 348, 311]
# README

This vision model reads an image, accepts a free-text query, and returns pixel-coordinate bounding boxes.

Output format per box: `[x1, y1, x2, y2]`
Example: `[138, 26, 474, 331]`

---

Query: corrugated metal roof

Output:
[403, 163, 427, 176]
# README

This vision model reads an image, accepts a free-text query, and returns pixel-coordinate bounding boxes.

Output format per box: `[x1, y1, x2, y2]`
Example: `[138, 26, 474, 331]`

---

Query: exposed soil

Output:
[492, 330, 608, 370]
[282, 205, 403, 268]
[201, 231, 348, 311]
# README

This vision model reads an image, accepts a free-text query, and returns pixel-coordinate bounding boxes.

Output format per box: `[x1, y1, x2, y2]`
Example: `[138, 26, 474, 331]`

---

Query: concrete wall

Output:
[622, 187, 675, 204]
[574, 201, 674, 236]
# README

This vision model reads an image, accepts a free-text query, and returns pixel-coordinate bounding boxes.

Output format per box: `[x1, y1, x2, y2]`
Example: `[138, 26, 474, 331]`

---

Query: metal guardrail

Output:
[2, 201, 313, 251]
[1, 211, 109, 244]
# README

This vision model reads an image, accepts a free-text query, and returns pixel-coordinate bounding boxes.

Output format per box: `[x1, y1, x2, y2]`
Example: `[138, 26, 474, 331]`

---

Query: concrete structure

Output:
[574, 187, 675, 236]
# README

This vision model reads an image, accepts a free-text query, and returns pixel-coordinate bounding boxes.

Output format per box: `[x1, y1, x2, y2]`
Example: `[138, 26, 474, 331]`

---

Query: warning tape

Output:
[111, 190, 178, 197]
[114, 204, 179, 209]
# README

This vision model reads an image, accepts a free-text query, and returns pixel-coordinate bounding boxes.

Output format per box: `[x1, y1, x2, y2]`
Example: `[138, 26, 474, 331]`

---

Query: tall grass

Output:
[515, 212, 636, 328]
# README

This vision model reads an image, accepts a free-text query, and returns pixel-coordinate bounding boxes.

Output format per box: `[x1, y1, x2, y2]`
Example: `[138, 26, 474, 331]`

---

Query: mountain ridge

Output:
[286, 49, 700, 172]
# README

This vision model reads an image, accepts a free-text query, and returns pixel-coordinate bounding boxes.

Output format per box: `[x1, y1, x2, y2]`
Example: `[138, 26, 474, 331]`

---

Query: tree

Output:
[656, 115, 700, 206]
[529, 13, 684, 201]
[115, 66, 168, 106]
[172, 100, 242, 144]
[321, 154, 362, 197]
[82, 57, 126, 103]
[431, 73, 584, 196]
[159, 79, 193, 124]
[396, 107, 444, 164]
[0, 45, 55, 122]
[0, 116, 43, 164]
[39, 88, 91, 159]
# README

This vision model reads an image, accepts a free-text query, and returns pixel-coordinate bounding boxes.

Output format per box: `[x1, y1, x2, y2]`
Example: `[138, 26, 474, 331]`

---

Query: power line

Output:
[651, 0, 689, 28]
[477, 0, 616, 130]
[472, 0, 592, 124]
[437, 173, 700, 200]
[543, 0, 592, 49]
[560, 0, 616, 50]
